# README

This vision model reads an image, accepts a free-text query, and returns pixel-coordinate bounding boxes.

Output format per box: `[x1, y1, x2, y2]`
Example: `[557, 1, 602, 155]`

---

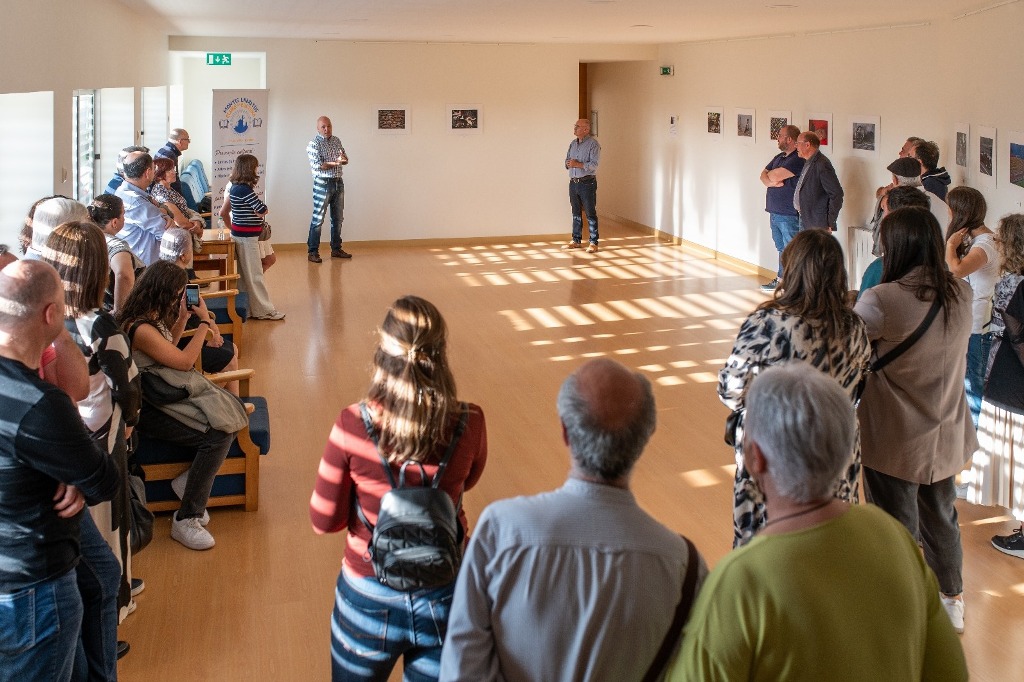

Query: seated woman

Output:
[150, 157, 206, 237]
[226, 154, 285, 320]
[719, 229, 870, 547]
[310, 295, 487, 681]
[118, 260, 245, 550]
[89, 194, 144, 314]
[668, 364, 967, 681]
[160, 228, 240, 395]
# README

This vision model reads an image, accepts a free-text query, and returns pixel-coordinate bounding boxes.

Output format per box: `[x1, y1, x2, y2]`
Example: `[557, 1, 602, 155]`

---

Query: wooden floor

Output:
[119, 219, 1023, 681]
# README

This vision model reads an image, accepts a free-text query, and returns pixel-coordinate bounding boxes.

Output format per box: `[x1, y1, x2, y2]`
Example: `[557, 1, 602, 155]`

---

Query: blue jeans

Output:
[308, 177, 345, 253]
[331, 569, 453, 682]
[768, 213, 800, 276]
[569, 178, 598, 245]
[74, 512, 120, 682]
[0, 569, 83, 682]
[965, 332, 992, 428]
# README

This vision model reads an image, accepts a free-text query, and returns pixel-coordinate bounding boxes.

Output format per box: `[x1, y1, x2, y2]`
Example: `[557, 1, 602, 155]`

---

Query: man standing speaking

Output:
[306, 116, 350, 263]
[561, 118, 601, 255]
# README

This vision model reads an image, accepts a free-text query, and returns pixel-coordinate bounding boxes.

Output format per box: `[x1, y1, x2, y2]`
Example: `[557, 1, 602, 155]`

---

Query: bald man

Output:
[562, 117, 602, 254]
[440, 359, 707, 681]
[0, 261, 120, 680]
[306, 115, 351, 262]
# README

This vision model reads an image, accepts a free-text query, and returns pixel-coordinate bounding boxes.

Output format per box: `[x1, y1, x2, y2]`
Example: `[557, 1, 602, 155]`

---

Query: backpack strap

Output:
[430, 405, 469, 489]
[641, 536, 700, 682]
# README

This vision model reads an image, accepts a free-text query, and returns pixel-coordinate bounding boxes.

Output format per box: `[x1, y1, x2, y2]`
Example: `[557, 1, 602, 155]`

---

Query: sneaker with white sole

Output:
[760, 277, 780, 293]
[171, 513, 215, 551]
[130, 577, 145, 597]
[940, 594, 964, 634]
[170, 471, 210, 526]
[991, 525, 1024, 559]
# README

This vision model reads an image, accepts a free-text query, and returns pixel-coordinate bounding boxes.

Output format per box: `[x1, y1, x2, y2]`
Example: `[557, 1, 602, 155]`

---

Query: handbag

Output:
[723, 409, 741, 447]
[125, 441, 155, 554]
[259, 220, 272, 242]
[140, 370, 189, 405]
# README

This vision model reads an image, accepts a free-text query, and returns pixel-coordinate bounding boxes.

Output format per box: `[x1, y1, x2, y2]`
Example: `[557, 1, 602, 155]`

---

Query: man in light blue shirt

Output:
[562, 118, 601, 254]
[439, 359, 706, 682]
[115, 152, 170, 265]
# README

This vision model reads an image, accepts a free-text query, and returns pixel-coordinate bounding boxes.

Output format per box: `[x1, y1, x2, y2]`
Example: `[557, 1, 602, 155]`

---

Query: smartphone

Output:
[185, 284, 201, 308]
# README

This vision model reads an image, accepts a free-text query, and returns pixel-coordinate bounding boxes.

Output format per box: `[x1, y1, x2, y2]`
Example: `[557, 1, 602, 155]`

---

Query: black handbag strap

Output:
[641, 536, 700, 682]
[871, 296, 943, 373]
[355, 402, 469, 533]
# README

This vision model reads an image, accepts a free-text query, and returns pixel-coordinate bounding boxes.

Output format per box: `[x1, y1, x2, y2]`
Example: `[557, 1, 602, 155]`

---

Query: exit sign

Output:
[206, 53, 232, 66]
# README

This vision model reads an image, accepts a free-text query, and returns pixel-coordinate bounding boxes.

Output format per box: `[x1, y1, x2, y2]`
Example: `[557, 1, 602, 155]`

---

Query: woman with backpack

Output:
[310, 295, 488, 682]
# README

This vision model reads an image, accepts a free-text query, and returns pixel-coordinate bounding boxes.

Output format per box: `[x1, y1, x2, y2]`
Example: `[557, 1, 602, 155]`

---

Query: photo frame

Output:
[976, 125, 997, 188]
[735, 108, 755, 145]
[767, 110, 791, 143]
[1007, 130, 1024, 191]
[706, 107, 724, 139]
[849, 115, 880, 158]
[375, 105, 410, 135]
[807, 113, 832, 149]
[954, 122, 970, 171]
[448, 104, 482, 134]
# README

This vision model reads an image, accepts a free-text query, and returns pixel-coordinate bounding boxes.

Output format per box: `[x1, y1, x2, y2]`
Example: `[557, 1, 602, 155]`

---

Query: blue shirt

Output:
[307, 134, 347, 179]
[565, 135, 601, 178]
[764, 150, 804, 216]
[115, 181, 168, 265]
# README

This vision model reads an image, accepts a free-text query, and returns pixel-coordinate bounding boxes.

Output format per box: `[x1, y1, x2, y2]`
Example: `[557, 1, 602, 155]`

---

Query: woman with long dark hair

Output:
[118, 260, 241, 550]
[945, 185, 999, 425]
[855, 206, 976, 633]
[310, 295, 487, 681]
[719, 229, 870, 547]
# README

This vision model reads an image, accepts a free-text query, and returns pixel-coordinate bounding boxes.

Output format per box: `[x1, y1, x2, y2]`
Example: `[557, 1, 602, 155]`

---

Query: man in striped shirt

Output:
[306, 116, 351, 263]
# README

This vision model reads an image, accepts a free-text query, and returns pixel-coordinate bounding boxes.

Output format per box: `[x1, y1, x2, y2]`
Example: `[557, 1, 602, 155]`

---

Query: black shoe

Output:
[130, 577, 144, 597]
[308, 252, 322, 263]
[992, 525, 1024, 559]
[331, 249, 353, 259]
[117, 641, 130, 659]
[760, 277, 780, 293]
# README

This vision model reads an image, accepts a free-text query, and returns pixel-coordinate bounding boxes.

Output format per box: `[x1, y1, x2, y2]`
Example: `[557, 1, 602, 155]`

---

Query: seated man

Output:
[667, 364, 967, 681]
[104, 145, 149, 195]
[0, 260, 121, 681]
[440, 358, 707, 681]
[115, 151, 171, 265]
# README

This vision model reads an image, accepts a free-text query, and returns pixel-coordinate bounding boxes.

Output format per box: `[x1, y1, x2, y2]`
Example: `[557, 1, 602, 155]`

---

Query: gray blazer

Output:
[797, 152, 844, 228]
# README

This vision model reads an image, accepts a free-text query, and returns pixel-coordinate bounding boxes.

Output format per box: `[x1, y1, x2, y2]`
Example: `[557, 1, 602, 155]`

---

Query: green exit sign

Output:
[206, 53, 232, 66]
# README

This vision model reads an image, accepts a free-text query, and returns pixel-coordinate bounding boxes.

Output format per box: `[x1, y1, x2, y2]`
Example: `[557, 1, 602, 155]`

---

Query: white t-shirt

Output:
[965, 232, 999, 333]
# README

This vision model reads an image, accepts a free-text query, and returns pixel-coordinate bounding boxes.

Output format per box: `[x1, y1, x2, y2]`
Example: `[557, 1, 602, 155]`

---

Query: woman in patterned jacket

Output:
[719, 229, 870, 547]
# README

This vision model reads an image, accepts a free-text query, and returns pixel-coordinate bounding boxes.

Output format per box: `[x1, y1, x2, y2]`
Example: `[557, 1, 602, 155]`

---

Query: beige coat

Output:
[855, 271, 978, 483]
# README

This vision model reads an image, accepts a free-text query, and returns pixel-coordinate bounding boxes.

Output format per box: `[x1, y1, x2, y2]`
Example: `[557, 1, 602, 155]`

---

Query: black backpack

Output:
[355, 402, 469, 591]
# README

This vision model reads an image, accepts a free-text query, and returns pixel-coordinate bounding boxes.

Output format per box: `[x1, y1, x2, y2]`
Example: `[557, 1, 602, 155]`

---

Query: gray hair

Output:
[160, 228, 192, 263]
[115, 145, 149, 175]
[743, 363, 855, 503]
[169, 128, 188, 142]
[122, 152, 153, 180]
[556, 369, 656, 480]
[30, 197, 89, 252]
[894, 174, 923, 188]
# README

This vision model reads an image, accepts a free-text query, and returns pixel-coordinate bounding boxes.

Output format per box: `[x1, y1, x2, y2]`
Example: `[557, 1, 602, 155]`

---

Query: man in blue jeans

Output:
[562, 118, 601, 255]
[0, 260, 120, 681]
[306, 115, 350, 263]
[759, 124, 804, 292]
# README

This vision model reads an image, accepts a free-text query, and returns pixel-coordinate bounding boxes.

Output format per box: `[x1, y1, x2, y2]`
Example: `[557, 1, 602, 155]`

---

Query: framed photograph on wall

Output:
[448, 104, 482, 134]
[1007, 130, 1024, 191]
[767, 110, 791, 143]
[735, 108, 755, 144]
[954, 122, 970, 169]
[375, 105, 410, 134]
[976, 125, 997, 189]
[706, 107, 724, 139]
[807, 112, 832, 149]
[850, 115, 880, 158]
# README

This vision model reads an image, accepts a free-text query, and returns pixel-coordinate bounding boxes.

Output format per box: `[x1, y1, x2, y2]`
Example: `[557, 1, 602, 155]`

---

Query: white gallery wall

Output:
[168, 37, 654, 244]
[590, 3, 1024, 277]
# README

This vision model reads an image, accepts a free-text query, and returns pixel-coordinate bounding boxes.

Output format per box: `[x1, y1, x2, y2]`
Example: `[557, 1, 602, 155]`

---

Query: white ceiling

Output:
[119, 0, 973, 45]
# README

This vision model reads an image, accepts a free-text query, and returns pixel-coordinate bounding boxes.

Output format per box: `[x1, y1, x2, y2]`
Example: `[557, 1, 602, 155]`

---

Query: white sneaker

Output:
[941, 594, 964, 634]
[171, 513, 215, 551]
[170, 470, 210, 526]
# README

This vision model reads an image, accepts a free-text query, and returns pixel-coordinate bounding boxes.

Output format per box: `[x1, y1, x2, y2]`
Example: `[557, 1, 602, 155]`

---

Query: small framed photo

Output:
[706, 107, 724, 139]
[850, 115, 880, 158]
[376, 105, 410, 135]
[954, 123, 970, 170]
[1007, 130, 1024, 190]
[807, 113, 832, 149]
[735, 108, 755, 145]
[767, 110, 791, 143]
[976, 125, 996, 188]
[448, 104, 482, 134]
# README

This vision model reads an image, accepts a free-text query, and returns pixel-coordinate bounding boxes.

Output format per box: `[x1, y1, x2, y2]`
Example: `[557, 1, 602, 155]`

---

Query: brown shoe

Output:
[561, 241, 583, 250]
[308, 252, 322, 263]
[586, 243, 599, 254]
[331, 249, 353, 259]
